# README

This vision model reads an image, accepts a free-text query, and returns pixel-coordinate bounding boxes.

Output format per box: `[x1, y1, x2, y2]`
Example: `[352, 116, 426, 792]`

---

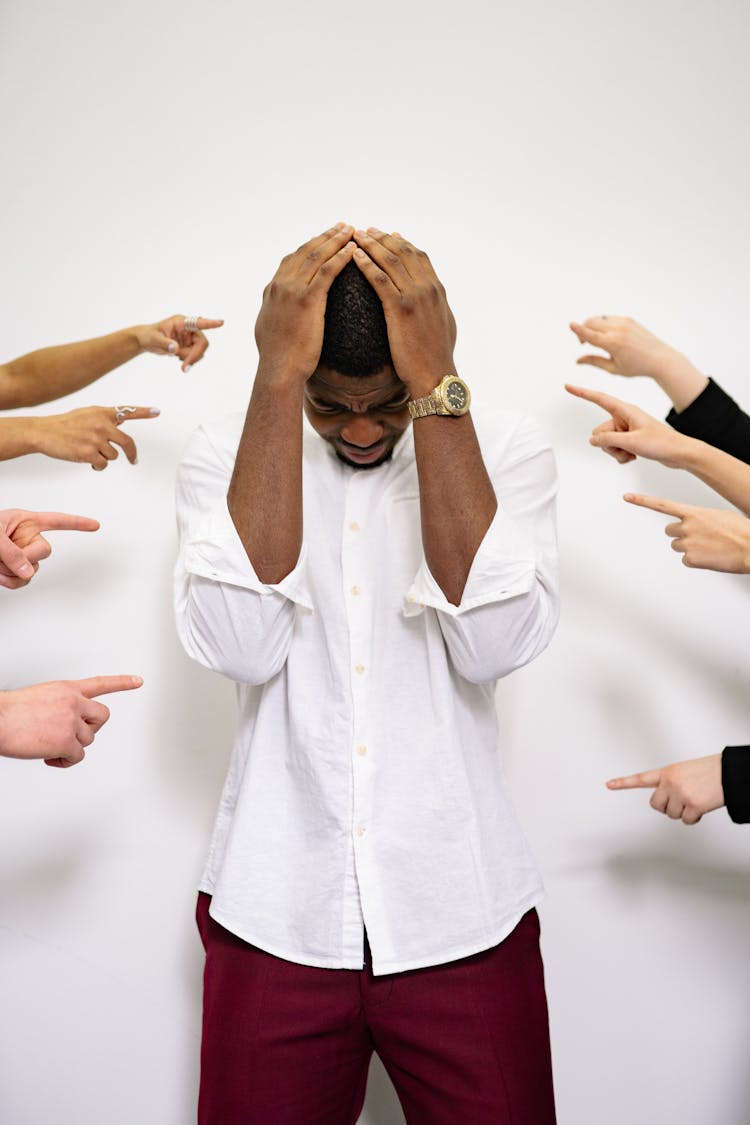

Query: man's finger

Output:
[305, 240, 357, 298]
[607, 770, 662, 790]
[0, 533, 35, 580]
[76, 675, 144, 699]
[352, 247, 400, 303]
[34, 512, 100, 534]
[352, 229, 412, 291]
[296, 225, 355, 285]
[623, 493, 689, 517]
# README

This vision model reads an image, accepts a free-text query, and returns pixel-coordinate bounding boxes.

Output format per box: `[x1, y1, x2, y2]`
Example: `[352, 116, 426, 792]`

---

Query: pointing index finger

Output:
[76, 675, 144, 699]
[623, 493, 689, 518]
[607, 770, 662, 790]
[35, 512, 100, 533]
[564, 383, 626, 414]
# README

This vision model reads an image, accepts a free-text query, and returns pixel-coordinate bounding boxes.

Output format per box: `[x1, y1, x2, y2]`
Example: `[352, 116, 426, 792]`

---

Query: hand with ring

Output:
[136, 314, 225, 373]
[22, 405, 161, 470]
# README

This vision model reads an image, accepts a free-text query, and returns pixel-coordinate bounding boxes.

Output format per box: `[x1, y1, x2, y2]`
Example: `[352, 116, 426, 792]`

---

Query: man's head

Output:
[305, 261, 410, 469]
[318, 260, 392, 377]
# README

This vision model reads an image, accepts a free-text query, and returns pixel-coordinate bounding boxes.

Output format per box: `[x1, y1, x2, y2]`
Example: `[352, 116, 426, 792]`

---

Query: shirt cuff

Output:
[182, 501, 313, 612]
[403, 507, 537, 619]
[722, 745, 750, 824]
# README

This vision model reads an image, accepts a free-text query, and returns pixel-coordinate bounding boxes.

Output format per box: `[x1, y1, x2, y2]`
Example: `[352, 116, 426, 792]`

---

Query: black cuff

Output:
[667, 378, 739, 441]
[722, 746, 750, 823]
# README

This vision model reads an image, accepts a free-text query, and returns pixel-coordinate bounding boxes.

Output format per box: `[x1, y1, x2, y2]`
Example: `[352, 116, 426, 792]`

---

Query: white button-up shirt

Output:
[174, 410, 558, 975]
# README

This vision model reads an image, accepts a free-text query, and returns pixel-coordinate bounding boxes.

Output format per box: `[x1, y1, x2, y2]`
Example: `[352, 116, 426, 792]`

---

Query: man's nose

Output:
[340, 414, 384, 448]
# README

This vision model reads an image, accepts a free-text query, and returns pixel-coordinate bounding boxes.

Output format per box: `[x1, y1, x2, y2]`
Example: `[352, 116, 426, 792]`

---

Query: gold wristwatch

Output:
[408, 375, 471, 419]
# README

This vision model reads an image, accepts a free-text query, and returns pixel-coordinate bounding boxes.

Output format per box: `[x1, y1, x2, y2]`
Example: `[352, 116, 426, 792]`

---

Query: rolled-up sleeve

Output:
[174, 423, 312, 685]
[403, 416, 558, 684]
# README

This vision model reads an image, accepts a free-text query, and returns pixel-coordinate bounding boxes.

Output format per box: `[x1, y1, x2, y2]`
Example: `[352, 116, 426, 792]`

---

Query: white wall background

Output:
[1, 0, 749, 1121]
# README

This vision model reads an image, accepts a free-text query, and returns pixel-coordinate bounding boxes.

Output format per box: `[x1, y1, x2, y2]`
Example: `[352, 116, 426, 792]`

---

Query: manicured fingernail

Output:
[355, 229, 366, 239]
[623, 493, 634, 501]
[132, 676, 144, 687]
[19, 562, 34, 577]
[335, 221, 347, 230]
[182, 364, 192, 374]
[168, 342, 177, 353]
[148, 407, 161, 416]
[354, 248, 366, 258]
[367, 226, 384, 236]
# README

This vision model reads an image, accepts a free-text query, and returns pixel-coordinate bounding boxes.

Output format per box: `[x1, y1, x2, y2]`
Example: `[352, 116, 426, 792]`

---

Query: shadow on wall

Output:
[605, 846, 750, 903]
[152, 550, 236, 819]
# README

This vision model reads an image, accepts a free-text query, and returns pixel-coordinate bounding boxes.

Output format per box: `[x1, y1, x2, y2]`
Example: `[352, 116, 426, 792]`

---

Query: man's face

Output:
[304, 365, 411, 469]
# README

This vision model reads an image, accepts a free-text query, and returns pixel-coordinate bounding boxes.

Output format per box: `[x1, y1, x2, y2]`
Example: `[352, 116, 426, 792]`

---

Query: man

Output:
[176, 224, 559, 1123]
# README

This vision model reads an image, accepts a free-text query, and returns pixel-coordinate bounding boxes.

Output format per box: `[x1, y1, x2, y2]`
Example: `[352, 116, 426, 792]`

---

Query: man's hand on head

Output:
[254, 224, 356, 387]
[351, 230, 457, 398]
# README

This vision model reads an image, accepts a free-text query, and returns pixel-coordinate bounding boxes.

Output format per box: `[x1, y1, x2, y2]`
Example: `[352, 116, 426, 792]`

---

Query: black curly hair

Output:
[319, 260, 392, 377]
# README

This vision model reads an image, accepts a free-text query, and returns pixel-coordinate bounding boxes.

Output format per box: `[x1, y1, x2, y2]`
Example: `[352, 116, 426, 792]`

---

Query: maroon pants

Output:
[196, 893, 556, 1124]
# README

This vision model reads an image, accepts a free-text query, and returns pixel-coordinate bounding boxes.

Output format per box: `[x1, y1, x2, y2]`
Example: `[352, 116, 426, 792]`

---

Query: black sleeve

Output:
[666, 379, 750, 465]
[721, 746, 750, 823]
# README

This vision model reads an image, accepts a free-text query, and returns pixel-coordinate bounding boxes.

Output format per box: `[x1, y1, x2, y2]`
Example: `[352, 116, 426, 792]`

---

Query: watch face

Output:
[444, 379, 469, 412]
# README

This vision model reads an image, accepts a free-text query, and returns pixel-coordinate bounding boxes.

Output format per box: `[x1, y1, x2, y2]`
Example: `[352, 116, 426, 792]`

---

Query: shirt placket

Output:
[340, 471, 376, 962]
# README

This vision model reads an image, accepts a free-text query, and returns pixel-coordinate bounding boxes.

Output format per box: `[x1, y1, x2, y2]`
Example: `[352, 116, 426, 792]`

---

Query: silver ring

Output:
[183, 315, 199, 333]
[114, 405, 137, 424]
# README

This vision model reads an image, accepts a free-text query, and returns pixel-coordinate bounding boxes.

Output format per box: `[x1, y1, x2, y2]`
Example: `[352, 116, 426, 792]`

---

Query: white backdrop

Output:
[1, 1, 749, 1122]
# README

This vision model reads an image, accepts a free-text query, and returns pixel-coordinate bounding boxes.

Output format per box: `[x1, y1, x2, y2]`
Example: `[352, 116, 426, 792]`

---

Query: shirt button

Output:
[351, 585, 361, 596]
[356, 825, 366, 837]
[356, 745, 367, 757]
[349, 521, 361, 532]
[355, 664, 365, 675]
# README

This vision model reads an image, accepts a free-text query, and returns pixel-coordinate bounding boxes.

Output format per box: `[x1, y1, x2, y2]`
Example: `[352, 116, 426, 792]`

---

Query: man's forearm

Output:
[0, 328, 143, 410]
[227, 370, 305, 584]
[413, 415, 497, 606]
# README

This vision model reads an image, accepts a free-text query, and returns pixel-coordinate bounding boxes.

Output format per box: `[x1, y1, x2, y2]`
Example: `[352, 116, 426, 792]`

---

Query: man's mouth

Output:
[335, 438, 389, 466]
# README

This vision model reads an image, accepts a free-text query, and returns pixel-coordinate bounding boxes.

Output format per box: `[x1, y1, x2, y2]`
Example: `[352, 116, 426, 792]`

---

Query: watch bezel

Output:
[435, 375, 471, 416]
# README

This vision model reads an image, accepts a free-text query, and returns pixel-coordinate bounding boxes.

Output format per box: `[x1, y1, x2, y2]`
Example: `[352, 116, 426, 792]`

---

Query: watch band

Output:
[408, 395, 440, 419]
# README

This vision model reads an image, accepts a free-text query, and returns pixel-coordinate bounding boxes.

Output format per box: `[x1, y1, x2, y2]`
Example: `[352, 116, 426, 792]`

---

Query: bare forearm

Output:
[681, 439, 750, 516]
[413, 415, 497, 605]
[0, 417, 46, 460]
[0, 327, 143, 409]
[227, 370, 305, 583]
[651, 349, 709, 413]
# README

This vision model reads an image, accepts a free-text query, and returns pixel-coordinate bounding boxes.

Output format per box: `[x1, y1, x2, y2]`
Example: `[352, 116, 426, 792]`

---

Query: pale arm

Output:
[570, 315, 708, 412]
[0, 315, 223, 409]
